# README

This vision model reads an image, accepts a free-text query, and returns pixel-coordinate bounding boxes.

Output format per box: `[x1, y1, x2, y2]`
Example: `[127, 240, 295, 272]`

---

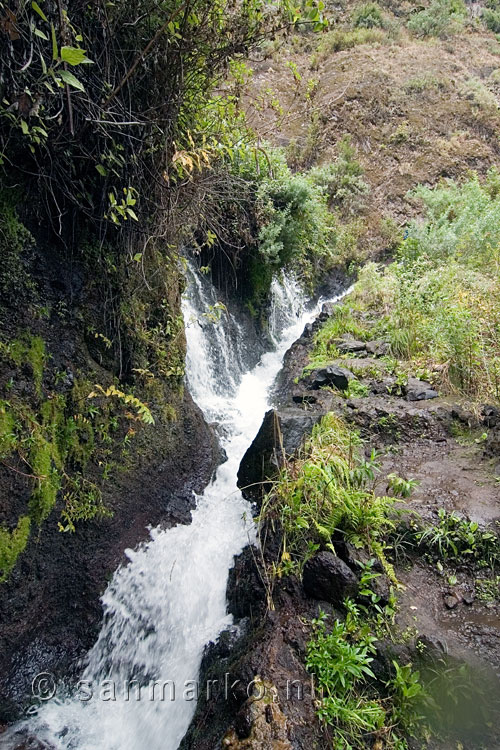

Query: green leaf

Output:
[95, 164, 107, 177]
[126, 208, 138, 221]
[59, 69, 85, 91]
[133, 253, 142, 262]
[20, 120, 29, 135]
[60, 46, 92, 66]
[34, 28, 48, 40]
[32, 1, 48, 22]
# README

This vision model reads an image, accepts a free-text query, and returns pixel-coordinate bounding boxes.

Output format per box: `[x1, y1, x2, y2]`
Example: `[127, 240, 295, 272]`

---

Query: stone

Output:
[405, 377, 438, 402]
[237, 408, 325, 499]
[308, 365, 354, 392]
[365, 340, 389, 357]
[444, 594, 459, 610]
[302, 551, 359, 605]
[336, 339, 366, 354]
[482, 404, 500, 428]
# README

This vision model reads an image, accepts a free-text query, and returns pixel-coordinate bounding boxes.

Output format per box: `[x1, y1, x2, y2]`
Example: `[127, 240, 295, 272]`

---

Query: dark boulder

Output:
[237, 408, 325, 500]
[405, 377, 438, 402]
[365, 340, 389, 357]
[336, 339, 367, 354]
[302, 551, 359, 605]
[307, 365, 354, 392]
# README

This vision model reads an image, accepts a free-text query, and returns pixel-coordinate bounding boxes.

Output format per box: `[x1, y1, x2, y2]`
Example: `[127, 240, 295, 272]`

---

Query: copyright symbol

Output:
[32, 672, 56, 701]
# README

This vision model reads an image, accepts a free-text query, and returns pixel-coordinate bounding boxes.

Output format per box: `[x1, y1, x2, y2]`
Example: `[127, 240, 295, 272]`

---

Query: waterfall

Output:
[4, 267, 344, 750]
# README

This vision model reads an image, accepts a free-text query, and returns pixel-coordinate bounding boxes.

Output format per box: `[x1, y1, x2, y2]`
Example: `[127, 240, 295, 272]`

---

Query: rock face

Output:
[302, 551, 359, 605]
[237, 408, 326, 499]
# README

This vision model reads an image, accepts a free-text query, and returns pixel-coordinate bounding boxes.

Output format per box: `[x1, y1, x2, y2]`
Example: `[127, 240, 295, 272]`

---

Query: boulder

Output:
[365, 340, 389, 357]
[336, 339, 366, 354]
[237, 408, 325, 499]
[307, 365, 354, 392]
[302, 551, 359, 605]
[405, 377, 438, 402]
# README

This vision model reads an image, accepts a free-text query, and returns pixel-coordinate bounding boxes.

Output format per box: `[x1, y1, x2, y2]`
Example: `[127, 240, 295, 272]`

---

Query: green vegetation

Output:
[407, 0, 467, 38]
[0, 334, 160, 578]
[306, 584, 428, 747]
[413, 509, 500, 568]
[309, 172, 500, 402]
[483, 0, 500, 33]
[352, 2, 386, 29]
[259, 413, 398, 580]
[0, 516, 31, 583]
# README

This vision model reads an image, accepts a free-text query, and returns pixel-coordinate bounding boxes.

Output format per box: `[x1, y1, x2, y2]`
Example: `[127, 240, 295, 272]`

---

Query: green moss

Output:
[0, 516, 31, 582]
[0, 192, 35, 305]
[29, 435, 61, 524]
[0, 401, 17, 459]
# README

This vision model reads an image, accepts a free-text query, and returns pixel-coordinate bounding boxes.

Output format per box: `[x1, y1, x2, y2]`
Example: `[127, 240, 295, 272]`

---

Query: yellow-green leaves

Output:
[60, 46, 92, 66]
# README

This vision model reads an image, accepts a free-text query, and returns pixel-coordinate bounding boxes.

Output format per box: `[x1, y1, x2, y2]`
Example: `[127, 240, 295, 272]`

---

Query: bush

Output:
[352, 2, 386, 28]
[317, 27, 386, 57]
[407, 0, 467, 38]
[483, 7, 500, 33]
[308, 136, 370, 214]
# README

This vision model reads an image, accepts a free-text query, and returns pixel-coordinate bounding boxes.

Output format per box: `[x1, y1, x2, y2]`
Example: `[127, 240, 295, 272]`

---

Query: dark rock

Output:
[307, 365, 354, 392]
[302, 551, 359, 605]
[336, 338, 366, 354]
[369, 377, 396, 396]
[405, 377, 438, 402]
[292, 390, 317, 405]
[372, 640, 414, 682]
[482, 404, 500, 428]
[237, 408, 326, 500]
[365, 340, 389, 357]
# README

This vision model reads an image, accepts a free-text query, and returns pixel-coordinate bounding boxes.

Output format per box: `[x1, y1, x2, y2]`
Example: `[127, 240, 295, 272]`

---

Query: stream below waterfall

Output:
[3, 268, 344, 750]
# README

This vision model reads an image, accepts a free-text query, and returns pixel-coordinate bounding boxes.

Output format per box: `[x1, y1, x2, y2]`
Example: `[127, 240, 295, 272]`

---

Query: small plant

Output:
[346, 379, 369, 398]
[416, 509, 500, 567]
[387, 473, 419, 499]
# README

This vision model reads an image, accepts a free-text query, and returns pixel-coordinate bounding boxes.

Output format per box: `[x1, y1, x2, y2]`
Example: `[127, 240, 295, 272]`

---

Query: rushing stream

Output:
[5, 267, 343, 750]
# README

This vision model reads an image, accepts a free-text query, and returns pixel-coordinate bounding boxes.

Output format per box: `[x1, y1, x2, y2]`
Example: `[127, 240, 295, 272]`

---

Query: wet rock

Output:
[307, 365, 354, 392]
[369, 377, 396, 396]
[302, 551, 359, 605]
[291, 390, 317, 405]
[405, 377, 438, 402]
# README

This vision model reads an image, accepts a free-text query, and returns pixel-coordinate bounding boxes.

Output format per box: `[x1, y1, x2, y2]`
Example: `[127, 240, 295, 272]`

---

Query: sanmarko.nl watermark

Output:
[32, 672, 319, 704]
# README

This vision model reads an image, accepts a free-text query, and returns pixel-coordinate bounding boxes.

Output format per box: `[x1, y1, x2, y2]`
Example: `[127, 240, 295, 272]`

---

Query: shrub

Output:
[308, 136, 370, 215]
[407, 0, 467, 38]
[352, 2, 386, 28]
[483, 7, 500, 33]
[317, 27, 386, 57]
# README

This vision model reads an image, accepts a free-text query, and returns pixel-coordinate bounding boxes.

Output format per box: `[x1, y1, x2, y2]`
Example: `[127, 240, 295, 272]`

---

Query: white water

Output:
[6, 268, 343, 750]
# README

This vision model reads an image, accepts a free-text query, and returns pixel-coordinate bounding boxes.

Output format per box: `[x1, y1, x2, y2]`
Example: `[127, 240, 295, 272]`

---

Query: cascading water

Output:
[4, 266, 344, 750]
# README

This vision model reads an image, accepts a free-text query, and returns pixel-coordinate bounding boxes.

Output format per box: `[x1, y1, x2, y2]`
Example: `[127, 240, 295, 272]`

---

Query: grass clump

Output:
[407, 0, 467, 38]
[316, 27, 387, 57]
